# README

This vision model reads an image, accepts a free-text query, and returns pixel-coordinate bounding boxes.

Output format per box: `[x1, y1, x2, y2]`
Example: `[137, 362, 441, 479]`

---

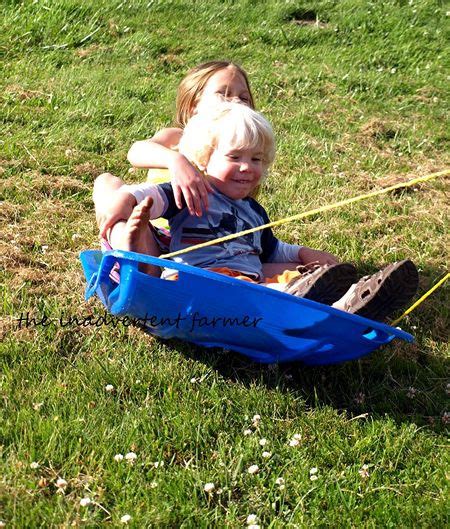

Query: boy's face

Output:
[206, 144, 264, 200]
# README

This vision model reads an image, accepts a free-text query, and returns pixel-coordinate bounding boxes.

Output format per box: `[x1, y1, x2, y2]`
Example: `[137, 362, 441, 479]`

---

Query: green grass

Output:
[1, 0, 449, 526]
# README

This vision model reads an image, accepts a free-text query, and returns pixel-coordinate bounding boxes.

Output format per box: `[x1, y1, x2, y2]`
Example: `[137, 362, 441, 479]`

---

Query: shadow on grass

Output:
[152, 264, 448, 431]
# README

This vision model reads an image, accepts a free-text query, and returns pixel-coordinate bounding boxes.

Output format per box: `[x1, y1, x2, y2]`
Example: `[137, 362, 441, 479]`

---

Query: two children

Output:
[97, 102, 419, 322]
[94, 60, 338, 279]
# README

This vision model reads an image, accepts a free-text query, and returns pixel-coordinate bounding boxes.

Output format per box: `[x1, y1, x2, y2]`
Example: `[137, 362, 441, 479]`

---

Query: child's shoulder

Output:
[152, 127, 183, 148]
[245, 196, 270, 221]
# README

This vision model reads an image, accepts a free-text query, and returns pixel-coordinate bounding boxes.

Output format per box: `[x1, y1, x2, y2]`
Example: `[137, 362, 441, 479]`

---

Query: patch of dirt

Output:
[284, 8, 329, 28]
[73, 162, 101, 180]
[0, 158, 24, 170]
[359, 118, 400, 143]
[2, 172, 90, 197]
[159, 53, 185, 68]
[413, 86, 440, 103]
[0, 203, 26, 222]
[75, 44, 101, 58]
[376, 163, 447, 187]
[5, 84, 51, 101]
[293, 19, 328, 28]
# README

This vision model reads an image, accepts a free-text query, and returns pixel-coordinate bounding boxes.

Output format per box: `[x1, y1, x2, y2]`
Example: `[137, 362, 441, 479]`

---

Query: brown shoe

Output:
[283, 263, 358, 305]
[332, 260, 419, 322]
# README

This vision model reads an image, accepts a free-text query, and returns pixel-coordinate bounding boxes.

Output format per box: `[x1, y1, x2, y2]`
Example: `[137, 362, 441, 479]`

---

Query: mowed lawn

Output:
[1, 1, 449, 527]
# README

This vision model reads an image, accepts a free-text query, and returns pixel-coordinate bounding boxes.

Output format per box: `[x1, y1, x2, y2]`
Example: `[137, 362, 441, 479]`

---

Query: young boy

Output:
[100, 103, 419, 322]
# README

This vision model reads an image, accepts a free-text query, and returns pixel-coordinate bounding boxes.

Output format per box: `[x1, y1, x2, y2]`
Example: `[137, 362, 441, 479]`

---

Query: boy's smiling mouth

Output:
[232, 178, 253, 184]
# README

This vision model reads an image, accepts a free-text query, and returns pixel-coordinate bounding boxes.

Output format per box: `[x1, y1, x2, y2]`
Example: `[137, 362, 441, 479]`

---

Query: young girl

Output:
[102, 102, 419, 322]
[93, 60, 336, 277]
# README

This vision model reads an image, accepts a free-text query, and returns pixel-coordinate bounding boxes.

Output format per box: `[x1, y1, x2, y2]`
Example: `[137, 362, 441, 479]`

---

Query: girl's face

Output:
[195, 67, 252, 114]
[206, 143, 263, 200]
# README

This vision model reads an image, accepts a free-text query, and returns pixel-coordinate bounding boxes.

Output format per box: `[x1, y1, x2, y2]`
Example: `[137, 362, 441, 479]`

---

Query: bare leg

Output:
[118, 197, 160, 276]
[93, 172, 125, 228]
[262, 262, 298, 278]
[93, 172, 161, 270]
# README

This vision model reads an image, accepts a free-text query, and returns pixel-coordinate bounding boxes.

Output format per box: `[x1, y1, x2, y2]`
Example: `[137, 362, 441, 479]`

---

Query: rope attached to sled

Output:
[392, 272, 449, 326]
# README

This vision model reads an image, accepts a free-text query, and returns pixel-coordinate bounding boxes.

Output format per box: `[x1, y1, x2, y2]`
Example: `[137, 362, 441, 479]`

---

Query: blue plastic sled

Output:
[80, 249, 413, 365]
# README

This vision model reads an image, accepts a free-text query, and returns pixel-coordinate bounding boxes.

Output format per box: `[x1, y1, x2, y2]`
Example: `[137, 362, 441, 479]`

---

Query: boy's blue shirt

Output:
[158, 182, 278, 277]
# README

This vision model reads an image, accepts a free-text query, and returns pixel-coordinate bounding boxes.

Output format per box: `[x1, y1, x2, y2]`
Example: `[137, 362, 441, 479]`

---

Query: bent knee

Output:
[95, 172, 116, 186]
[93, 172, 124, 195]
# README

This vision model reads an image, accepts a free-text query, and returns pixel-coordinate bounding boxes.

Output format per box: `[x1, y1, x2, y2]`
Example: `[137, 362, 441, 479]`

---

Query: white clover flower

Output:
[262, 451, 272, 459]
[247, 514, 258, 525]
[247, 464, 259, 475]
[310, 475, 318, 481]
[309, 467, 318, 475]
[80, 497, 91, 507]
[354, 392, 365, 405]
[252, 414, 261, 425]
[30, 461, 39, 469]
[114, 454, 124, 462]
[359, 464, 370, 478]
[105, 384, 114, 392]
[293, 433, 301, 440]
[150, 481, 158, 488]
[153, 460, 164, 468]
[275, 477, 285, 486]
[244, 429, 252, 436]
[120, 514, 132, 524]
[56, 478, 68, 488]
[125, 452, 137, 462]
[259, 438, 267, 446]
[204, 482, 215, 493]
[248, 525, 260, 529]
[289, 438, 300, 447]
[407, 387, 417, 398]
[190, 377, 197, 383]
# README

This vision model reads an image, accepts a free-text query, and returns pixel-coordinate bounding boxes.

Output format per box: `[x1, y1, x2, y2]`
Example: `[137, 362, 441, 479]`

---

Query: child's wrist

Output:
[168, 151, 185, 172]
[297, 246, 306, 262]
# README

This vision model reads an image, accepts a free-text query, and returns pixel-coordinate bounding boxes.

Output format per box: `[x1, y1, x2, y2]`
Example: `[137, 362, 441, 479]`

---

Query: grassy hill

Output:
[1, 1, 448, 526]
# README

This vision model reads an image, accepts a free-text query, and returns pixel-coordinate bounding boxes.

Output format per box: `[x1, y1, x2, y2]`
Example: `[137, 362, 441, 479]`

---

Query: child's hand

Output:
[298, 247, 340, 267]
[97, 191, 137, 239]
[169, 153, 212, 216]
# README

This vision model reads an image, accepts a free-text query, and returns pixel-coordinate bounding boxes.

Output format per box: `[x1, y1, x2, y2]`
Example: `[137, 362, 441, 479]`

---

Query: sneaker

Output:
[283, 263, 358, 305]
[332, 259, 419, 322]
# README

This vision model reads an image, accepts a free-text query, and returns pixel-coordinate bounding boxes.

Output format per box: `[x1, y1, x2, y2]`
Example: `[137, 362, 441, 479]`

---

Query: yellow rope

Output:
[163, 169, 448, 259]
[391, 273, 449, 326]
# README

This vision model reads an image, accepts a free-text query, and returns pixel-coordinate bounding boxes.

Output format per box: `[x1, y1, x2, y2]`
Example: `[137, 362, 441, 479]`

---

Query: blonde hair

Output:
[175, 60, 255, 127]
[179, 102, 276, 178]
